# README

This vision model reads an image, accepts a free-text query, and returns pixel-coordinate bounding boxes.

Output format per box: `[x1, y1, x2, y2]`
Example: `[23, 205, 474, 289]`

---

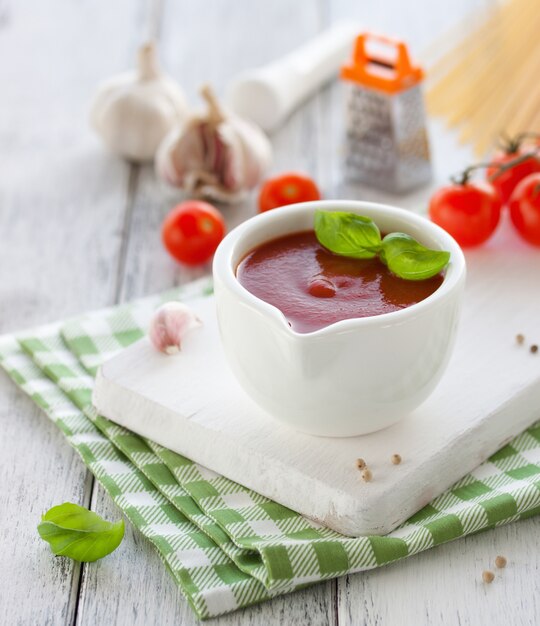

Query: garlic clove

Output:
[90, 42, 189, 163]
[155, 84, 272, 203]
[229, 115, 272, 188]
[149, 302, 202, 354]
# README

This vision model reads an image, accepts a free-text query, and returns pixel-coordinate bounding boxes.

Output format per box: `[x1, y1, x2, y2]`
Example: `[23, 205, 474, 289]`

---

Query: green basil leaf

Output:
[314, 210, 382, 259]
[380, 232, 450, 280]
[37, 502, 124, 562]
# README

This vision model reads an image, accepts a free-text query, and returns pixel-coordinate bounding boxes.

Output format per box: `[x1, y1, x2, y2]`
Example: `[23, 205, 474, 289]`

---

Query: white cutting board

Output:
[93, 220, 540, 536]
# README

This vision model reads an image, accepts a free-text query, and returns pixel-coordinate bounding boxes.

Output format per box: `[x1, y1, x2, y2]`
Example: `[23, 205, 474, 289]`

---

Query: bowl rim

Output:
[212, 200, 466, 338]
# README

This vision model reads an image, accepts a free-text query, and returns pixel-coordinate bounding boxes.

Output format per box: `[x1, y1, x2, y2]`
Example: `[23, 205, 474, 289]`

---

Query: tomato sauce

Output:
[236, 231, 444, 333]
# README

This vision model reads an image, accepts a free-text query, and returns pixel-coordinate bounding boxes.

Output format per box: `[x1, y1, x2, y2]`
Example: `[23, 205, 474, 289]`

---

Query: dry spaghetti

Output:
[426, 0, 540, 155]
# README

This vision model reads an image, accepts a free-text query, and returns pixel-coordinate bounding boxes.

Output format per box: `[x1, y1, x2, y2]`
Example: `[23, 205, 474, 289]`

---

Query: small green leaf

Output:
[37, 502, 124, 563]
[314, 210, 382, 259]
[380, 233, 450, 280]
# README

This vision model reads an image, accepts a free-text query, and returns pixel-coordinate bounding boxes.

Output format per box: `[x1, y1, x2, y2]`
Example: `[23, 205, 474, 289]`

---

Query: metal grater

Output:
[341, 33, 432, 194]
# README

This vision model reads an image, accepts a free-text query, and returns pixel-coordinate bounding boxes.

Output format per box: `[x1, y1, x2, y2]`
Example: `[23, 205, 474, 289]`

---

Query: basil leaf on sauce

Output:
[314, 210, 382, 259]
[37, 502, 125, 562]
[380, 232, 450, 280]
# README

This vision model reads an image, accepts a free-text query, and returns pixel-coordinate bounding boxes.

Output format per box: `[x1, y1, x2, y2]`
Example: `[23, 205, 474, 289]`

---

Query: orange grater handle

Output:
[341, 32, 424, 94]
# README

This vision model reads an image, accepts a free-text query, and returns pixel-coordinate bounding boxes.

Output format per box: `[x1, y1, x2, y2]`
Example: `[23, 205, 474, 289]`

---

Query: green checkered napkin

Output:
[1, 279, 539, 620]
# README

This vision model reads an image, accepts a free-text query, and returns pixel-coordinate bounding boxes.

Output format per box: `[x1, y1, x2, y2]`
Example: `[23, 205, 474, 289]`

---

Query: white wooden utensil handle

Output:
[226, 22, 360, 132]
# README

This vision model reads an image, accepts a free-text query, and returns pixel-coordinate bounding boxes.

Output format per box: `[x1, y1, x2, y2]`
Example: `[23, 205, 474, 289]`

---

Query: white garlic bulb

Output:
[90, 42, 189, 163]
[149, 302, 202, 354]
[156, 85, 272, 203]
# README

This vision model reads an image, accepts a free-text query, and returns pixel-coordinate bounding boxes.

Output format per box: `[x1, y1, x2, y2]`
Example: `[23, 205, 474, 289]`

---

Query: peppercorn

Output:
[361, 468, 373, 482]
[355, 458, 366, 470]
[391, 454, 402, 465]
[530, 344, 538, 354]
[482, 570, 495, 583]
[516, 333, 525, 345]
[495, 555, 507, 569]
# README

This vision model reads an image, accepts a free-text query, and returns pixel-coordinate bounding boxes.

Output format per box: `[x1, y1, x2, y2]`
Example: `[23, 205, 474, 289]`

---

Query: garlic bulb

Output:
[90, 42, 189, 163]
[149, 302, 202, 354]
[156, 85, 272, 203]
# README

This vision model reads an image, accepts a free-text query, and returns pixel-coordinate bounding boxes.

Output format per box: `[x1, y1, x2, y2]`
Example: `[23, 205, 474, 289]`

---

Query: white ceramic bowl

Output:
[213, 200, 466, 437]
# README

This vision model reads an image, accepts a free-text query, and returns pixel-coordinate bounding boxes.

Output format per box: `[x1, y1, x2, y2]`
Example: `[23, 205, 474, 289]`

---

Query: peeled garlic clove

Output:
[90, 42, 189, 163]
[156, 84, 272, 203]
[149, 302, 202, 354]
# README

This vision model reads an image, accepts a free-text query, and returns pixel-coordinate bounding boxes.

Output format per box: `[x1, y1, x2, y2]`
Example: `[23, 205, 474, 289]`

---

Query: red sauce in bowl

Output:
[236, 231, 444, 333]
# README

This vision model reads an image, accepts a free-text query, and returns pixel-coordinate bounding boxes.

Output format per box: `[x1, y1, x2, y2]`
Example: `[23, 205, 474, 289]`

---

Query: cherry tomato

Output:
[509, 173, 540, 246]
[429, 181, 502, 247]
[486, 148, 540, 204]
[162, 201, 225, 266]
[258, 172, 321, 213]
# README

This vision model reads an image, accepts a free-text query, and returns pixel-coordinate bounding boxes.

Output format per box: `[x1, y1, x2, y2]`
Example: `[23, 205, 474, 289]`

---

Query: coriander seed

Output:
[495, 555, 507, 569]
[516, 333, 525, 345]
[391, 454, 402, 465]
[355, 458, 366, 470]
[482, 570, 495, 583]
[361, 468, 373, 482]
[531, 344, 538, 354]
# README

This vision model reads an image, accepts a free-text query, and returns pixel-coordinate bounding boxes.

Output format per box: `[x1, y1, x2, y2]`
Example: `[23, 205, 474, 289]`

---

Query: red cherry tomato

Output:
[509, 173, 540, 246]
[429, 181, 502, 247]
[162, 201, 225, 266]
[486, 148, 540, 204]
[258, 172, 321, 213]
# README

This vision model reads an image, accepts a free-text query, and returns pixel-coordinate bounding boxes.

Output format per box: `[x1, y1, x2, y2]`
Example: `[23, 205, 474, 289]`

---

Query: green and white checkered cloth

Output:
[1, 278, 539, 620]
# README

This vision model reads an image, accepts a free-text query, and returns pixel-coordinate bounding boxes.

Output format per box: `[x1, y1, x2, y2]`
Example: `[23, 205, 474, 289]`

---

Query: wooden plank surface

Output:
[0, 0, 139, 624]
[0, 0, 538, 624]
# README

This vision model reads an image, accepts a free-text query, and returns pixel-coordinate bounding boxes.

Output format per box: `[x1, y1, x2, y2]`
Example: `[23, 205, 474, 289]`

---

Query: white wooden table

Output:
[0, 0, 538, 624]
